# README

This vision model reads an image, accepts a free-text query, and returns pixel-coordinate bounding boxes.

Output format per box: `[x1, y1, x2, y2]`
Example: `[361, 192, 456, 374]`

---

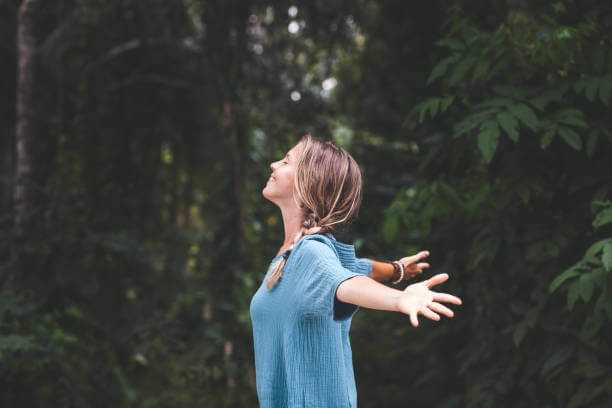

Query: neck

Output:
[279, 203, 304, 247]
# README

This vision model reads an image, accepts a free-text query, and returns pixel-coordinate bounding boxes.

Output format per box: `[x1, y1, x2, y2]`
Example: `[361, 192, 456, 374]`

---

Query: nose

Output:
[270, 161, 279, 171]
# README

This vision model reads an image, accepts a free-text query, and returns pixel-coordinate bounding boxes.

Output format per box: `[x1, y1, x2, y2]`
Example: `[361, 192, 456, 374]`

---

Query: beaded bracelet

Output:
[388, 261, 400, 282]
[391, 261, 404, 285]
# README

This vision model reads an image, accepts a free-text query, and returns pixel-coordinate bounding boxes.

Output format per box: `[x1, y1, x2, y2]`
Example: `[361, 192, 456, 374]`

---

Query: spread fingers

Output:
[433, 292, 462, 305]
[428, 301, 454, 318]
[420, 307, 440, 321]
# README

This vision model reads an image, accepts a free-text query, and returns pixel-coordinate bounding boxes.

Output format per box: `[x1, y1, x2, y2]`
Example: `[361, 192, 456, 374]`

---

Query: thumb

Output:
[403, 250, 430, 264]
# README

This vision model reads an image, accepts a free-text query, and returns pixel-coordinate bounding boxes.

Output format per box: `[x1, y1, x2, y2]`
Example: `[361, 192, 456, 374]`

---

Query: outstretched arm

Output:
[369, 251, 431, 283]
[336, 273, 462, 327]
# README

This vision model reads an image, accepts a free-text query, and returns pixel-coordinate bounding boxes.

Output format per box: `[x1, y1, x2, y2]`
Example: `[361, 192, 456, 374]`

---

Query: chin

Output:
[262, 186, 273, 201]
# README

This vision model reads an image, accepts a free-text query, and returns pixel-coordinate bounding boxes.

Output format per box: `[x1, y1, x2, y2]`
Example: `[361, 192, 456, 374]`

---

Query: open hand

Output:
[396, 273, 462, 327]
[398, 250, 431, 280]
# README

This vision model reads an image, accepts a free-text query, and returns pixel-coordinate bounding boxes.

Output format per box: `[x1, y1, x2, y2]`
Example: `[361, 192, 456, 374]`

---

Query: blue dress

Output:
[250, 233, 372, 407]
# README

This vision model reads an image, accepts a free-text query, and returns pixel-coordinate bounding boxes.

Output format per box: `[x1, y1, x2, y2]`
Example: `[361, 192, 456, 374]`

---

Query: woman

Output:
[250, 134, 462, 407]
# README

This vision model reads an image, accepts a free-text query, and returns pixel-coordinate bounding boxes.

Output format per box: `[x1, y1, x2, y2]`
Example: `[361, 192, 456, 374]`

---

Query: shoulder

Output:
[293, 234, 338, 262]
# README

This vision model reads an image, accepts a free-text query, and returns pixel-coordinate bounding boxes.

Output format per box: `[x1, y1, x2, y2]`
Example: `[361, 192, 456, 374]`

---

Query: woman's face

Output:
[262, 142, 303, 207]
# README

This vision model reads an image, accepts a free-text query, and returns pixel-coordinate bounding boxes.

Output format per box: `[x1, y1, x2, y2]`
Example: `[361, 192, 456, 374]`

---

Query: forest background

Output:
[1, 0, 612, 407]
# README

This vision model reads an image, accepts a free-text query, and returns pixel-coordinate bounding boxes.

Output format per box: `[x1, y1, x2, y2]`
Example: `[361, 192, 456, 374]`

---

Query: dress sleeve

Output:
[293, 239, 362, 320]
[354, 257, 373, 277]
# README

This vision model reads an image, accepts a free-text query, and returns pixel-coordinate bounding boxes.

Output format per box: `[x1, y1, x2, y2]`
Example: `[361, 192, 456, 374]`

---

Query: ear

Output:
[293, 194, 305, 208]
[292, 192, 306, 209]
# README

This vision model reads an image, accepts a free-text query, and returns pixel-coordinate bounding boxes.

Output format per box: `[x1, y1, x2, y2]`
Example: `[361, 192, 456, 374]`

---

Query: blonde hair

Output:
[267, 134, 363, 289]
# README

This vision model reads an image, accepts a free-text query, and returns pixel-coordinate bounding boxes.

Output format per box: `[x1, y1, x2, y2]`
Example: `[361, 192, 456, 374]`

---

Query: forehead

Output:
[287, 143, 302, 157]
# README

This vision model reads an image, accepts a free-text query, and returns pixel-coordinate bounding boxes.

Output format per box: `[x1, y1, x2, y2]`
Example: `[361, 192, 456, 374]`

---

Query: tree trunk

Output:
[224, 101, 248, 243]
[14, 0, 37, 226]
[0, 123, 12, 218]
[4, 0, 37, 292]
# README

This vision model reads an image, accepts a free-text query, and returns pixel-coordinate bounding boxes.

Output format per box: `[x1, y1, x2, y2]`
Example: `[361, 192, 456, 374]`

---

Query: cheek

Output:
[279, 168, 295, 183]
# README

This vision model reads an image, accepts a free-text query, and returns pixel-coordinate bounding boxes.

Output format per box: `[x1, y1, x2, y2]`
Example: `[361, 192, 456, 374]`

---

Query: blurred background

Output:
[1, 0, 612, 406]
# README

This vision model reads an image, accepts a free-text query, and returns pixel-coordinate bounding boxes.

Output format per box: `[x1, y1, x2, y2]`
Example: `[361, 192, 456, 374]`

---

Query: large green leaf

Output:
[496, 111, 519, 142]
[585, 238, 612, 259]
[449, 56, 477, 86]
[602, 242, 612, 272]
[418, 101, 428, 123]
[578, 273, 594, 303]
[556, 113, 588, 129]
[540, 128, 556, 149]
[558, 126, 582, 150]
[549, 266, 580, 293]
[599, 74, 612, 105]
[567, 280, 581, 310]
[440, 95, 455, 112]
[453, 109, 497, 137]
[471, 59, 489, 83]
[591, 267, 608, 289]
[426, 54, 461, 85]
[477, 120, 500, 162]
[428, 98, 440, 118]
[508, 103, 538, 131]
[593, 207, 612, 229]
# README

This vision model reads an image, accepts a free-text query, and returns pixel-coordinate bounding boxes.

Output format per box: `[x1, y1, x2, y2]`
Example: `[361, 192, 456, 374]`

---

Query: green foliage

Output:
[2, 0, 361, 406]
[2, 0, 612, 407]
[379, 2, 612, 406]
[416, 4, 611, 163]
[550, 200, 612, 326]
[410, 96, 455, 123]
[0, 334, 35, 359]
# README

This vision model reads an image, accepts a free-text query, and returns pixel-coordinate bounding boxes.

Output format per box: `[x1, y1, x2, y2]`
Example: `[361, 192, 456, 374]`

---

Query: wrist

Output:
[390, 261, 404, 284]
[393, 289, 406, 313]
[387, 261, 399, 282]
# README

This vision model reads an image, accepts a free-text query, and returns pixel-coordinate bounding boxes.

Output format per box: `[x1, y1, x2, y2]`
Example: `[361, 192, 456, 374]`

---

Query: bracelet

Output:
[391, 261, 404, 284]
[388, 261, 399, 282]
